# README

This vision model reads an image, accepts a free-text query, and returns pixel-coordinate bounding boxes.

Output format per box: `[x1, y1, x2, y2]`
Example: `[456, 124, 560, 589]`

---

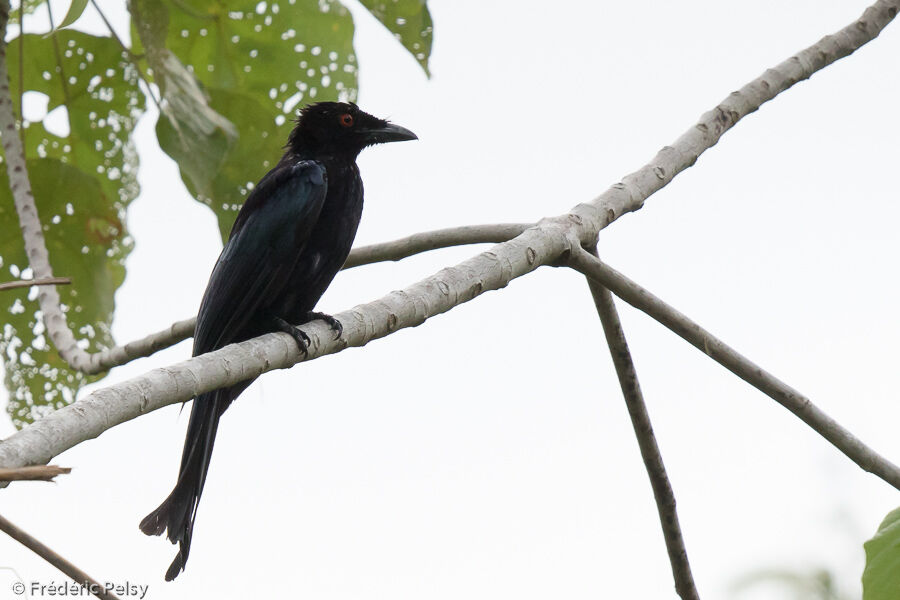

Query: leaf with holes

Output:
[359, 0, 432, 75]
[0, 159, 129, 428]
[131, 0, 359, 240]
[0, 31, 143, 425]
[863, 507, 900, 600]
[6, 30, 145, 206]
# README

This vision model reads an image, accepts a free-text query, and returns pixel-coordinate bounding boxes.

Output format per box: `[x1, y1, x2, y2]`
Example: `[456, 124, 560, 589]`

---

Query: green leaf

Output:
[359, 0, 433, 75]
[51, 0, 90, 32]
[131, 0, 359, 241]
[157, 87, 277, 237]
[863, 507, 900, 600]
[0, 159, 130, 428]
[6, 31, 146, 205]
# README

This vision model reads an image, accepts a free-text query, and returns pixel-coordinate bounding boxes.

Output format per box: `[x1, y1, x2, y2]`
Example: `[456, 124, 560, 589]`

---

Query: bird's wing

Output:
[193, 159, 327, 355]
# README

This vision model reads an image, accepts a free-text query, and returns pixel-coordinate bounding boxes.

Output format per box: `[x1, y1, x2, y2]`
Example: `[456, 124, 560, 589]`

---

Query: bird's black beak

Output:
[361, 123, 418, 145]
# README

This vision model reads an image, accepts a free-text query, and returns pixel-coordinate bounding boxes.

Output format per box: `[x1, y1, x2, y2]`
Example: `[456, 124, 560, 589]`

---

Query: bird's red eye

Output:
[339, 113, 354, 127]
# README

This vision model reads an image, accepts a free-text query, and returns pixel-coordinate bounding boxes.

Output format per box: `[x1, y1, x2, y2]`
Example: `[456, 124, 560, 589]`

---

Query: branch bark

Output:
[0, 276, 70, 291]
[0, 513, 120, 600]
[1, 0, 898, 470]
[568, 247, 900, 491]
[585, 252, 699, 600]
[343, 223, 531, 268]
[0, 465, 70, 482]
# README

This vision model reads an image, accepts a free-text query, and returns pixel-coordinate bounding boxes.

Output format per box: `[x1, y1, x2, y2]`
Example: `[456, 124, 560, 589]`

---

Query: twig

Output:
[0, 276, 71, 291]
[584, 248, 699, 600]
[45, 2, 72, 111]
[89, 0, 129, 56]
[0, 465, 70, 481]
[16, 0, 21, 146]
[0, 513, 120, 600]
[90, 0, 161, 110]
[568, 246, 900, 491]
[343, 223, 531, 268]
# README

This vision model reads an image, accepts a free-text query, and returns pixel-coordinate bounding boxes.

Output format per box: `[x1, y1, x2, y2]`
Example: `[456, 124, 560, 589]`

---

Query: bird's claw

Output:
[305, 311, 342, 340]
[287, 326, 311, 355]
[270, 314, 311, 355]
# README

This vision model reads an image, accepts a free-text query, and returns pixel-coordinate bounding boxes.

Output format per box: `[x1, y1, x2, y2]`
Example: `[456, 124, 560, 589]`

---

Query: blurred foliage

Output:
[0, 0, 432, 426]
[8, 0, 46, 25]
[731, 567, 854, 600]
[863, 507, 900, 600]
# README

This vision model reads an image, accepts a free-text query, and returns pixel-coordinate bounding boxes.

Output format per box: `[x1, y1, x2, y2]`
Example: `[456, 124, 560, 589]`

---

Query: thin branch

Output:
[89, 0, 129, 56]
[90, 0, 161, 110]
[0, 513, 120, 600]
[1, 0, 898, 470]
[568, 246, 900, 491]
[16, 0, 21, 146]
[0, 276, 71, 291]
[83, 317, 195, 375]
[45, 2, 72, 110]
[0, 465, 70, 481]
[343, 223, 531, 269]
[584, 249, 698, 600]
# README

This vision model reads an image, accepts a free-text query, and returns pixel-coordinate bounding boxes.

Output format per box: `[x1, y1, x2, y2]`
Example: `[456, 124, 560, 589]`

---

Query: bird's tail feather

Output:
[139, 389, 226, 581]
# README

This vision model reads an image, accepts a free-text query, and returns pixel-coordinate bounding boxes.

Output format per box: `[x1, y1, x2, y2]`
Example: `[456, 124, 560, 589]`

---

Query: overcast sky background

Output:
[2, 1, 899, 598]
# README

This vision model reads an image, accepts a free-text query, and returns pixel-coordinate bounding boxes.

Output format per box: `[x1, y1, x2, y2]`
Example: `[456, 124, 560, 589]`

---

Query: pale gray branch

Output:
[343, 223, 531, 268]
[0, 276, 71, 291]
[585, 251, 699, 600]
[569, 247, 900, 491]
[0, 465, 70, 482]
[84, 318, 196, 375]
[1, 0, 898, 471]
[0, 512, 120, 600]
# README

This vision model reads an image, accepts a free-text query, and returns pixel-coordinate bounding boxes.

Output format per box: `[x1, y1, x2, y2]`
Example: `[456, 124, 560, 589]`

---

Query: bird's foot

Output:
[304, 311, 343, 340]
[270, 315, 311, 355]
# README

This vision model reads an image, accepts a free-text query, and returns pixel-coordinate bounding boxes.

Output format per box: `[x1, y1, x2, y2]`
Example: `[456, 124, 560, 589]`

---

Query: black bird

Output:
[139, 102, 416, 581]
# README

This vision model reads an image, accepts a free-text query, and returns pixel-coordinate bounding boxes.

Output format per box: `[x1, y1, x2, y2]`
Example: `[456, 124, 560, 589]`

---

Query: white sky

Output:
[2, 1, 899, 599]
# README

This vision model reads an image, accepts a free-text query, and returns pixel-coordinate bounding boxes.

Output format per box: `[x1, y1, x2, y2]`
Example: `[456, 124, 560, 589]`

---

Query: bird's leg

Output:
[303, 311, 343, 340]
[269, 315, 310, 355]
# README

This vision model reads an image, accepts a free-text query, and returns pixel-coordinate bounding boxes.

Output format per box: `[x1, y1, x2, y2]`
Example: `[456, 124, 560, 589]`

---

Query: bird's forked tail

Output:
[139, 391, 224, 581]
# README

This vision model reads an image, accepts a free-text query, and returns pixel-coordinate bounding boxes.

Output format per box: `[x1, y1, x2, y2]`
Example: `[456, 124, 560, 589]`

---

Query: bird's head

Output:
[287, 102, 417, 159]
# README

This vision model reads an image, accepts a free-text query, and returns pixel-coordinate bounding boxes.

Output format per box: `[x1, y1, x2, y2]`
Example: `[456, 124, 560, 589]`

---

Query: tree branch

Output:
[0, 513, 120, 600]
[568, 246, 900, 491]
[342, 223, 531, 268]
[0, 276, 70, 291]
[1, 0, 898, 469]
[584, 251, 699, 600]
[0, 465, 70, 482]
